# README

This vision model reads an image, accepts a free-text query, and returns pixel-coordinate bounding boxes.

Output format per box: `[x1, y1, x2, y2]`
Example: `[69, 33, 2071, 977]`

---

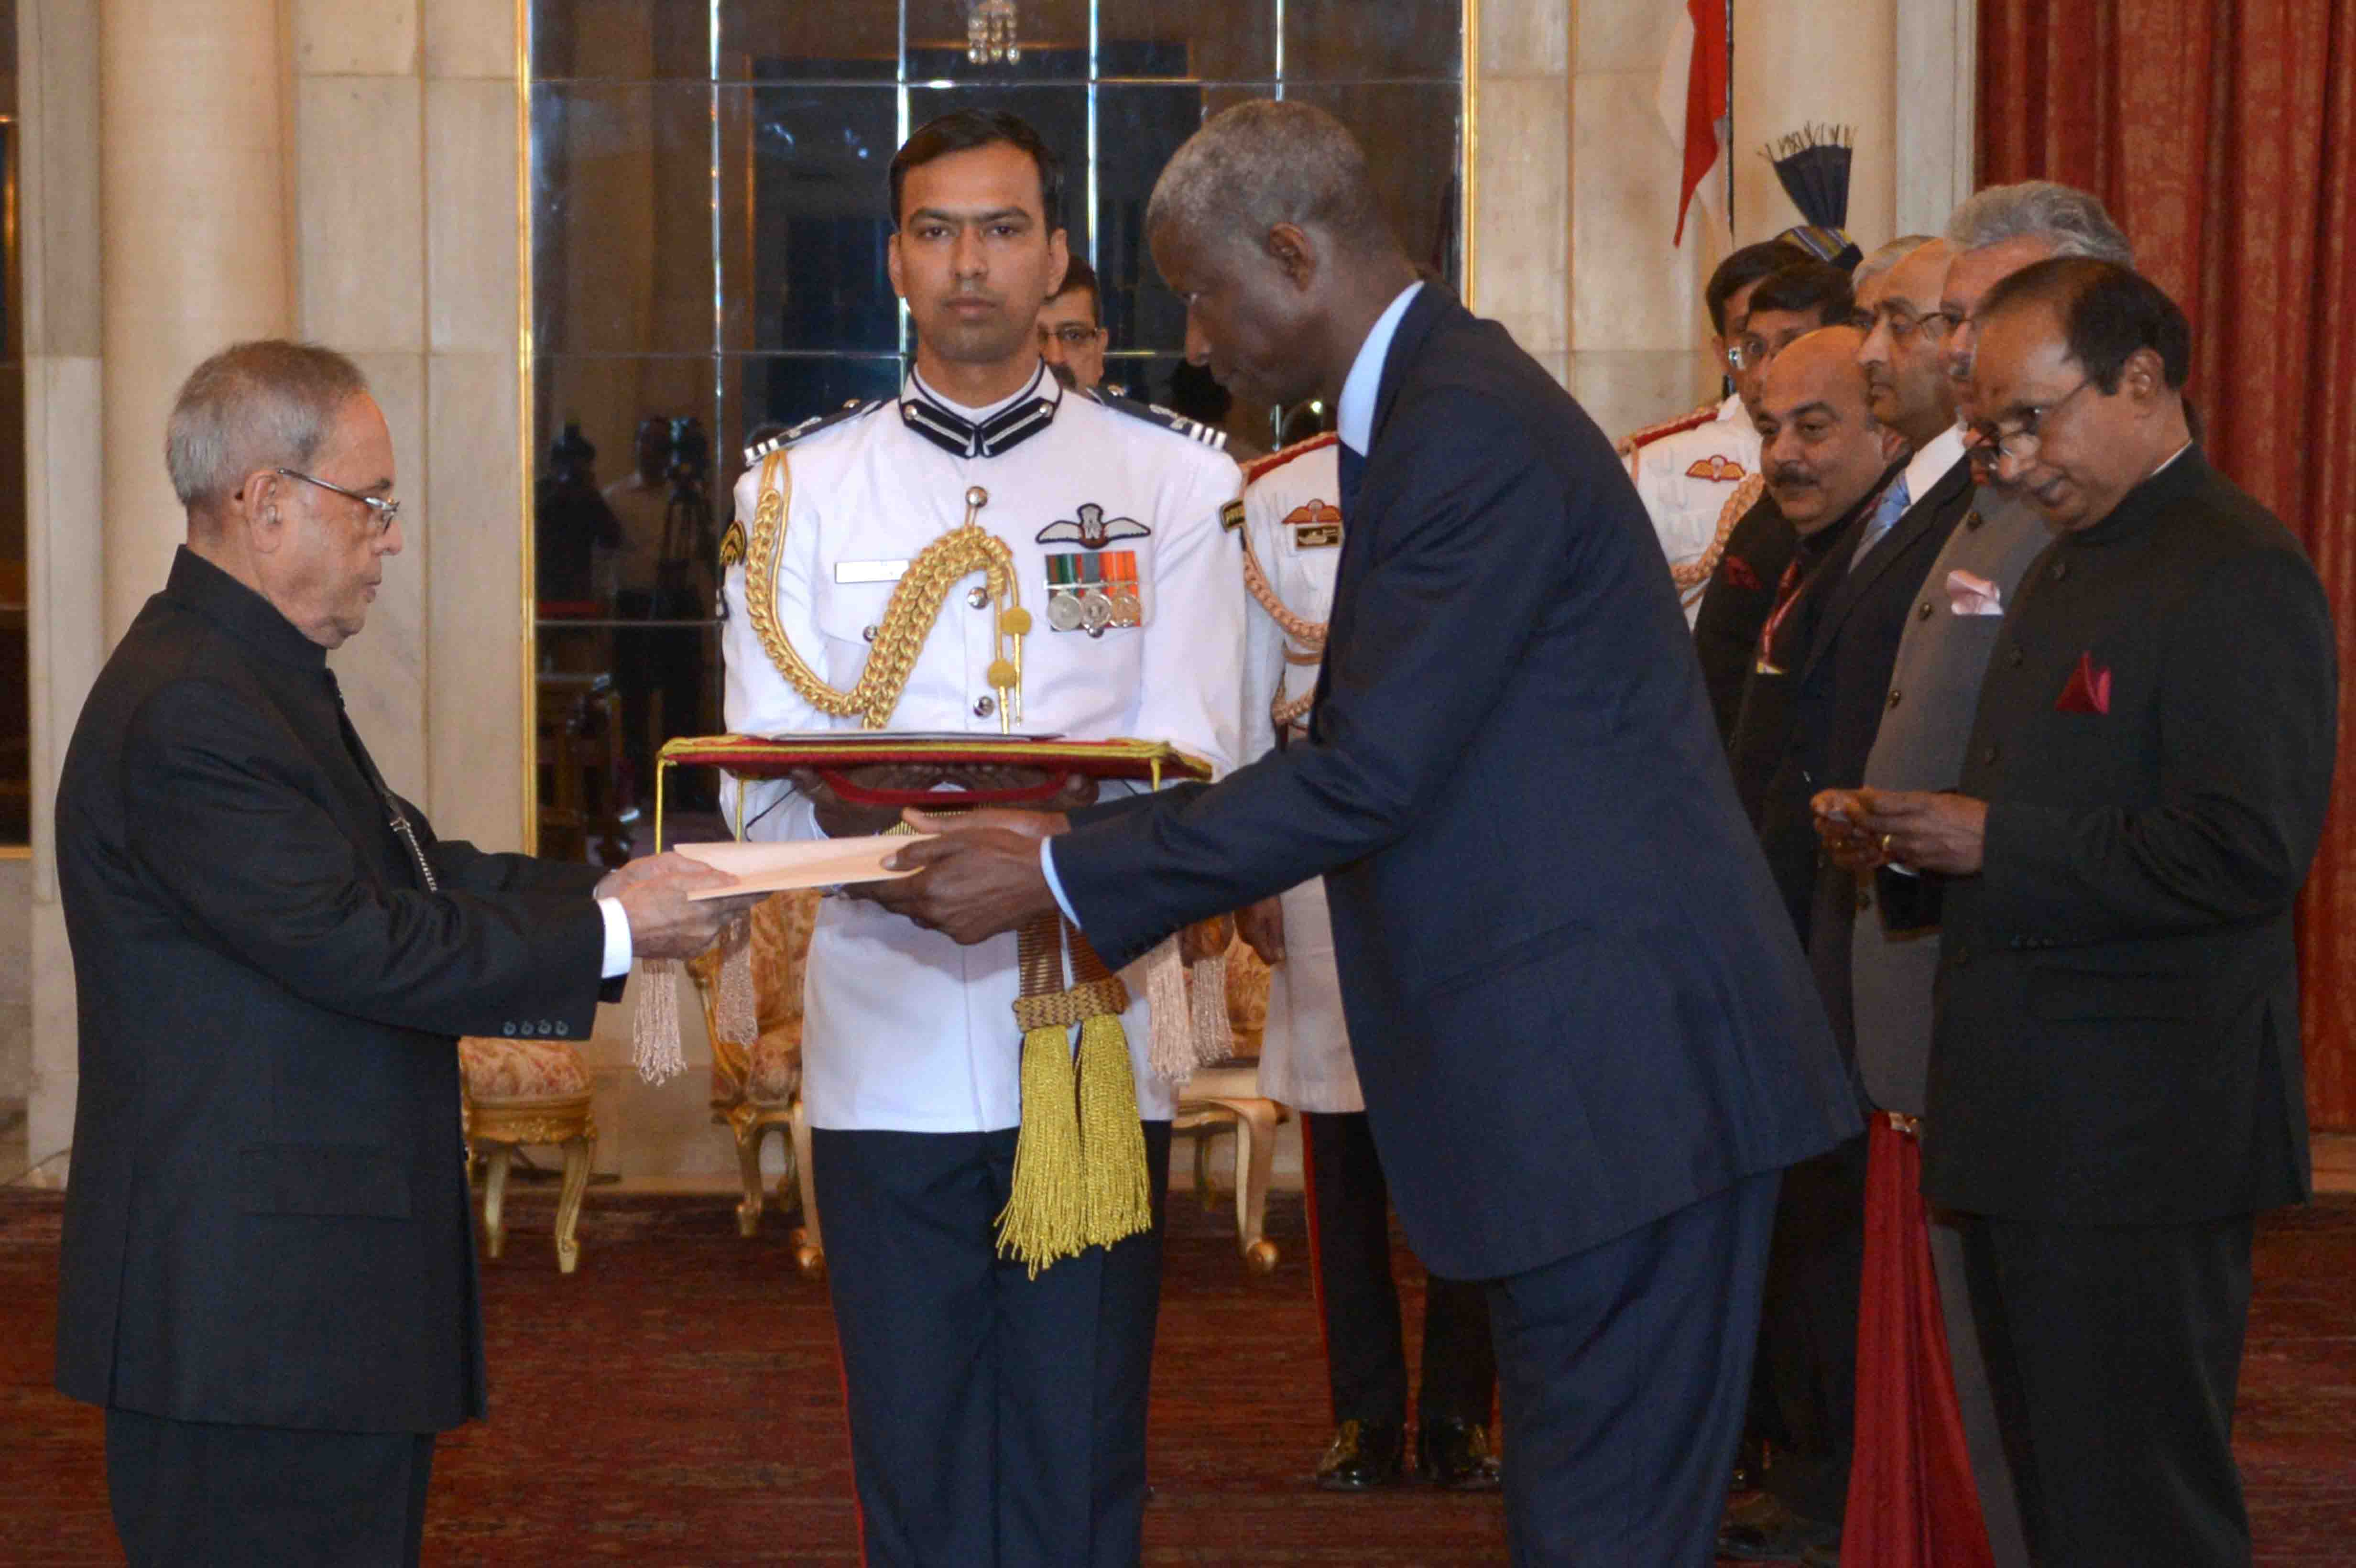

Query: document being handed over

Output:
[671, 835, 933, 899]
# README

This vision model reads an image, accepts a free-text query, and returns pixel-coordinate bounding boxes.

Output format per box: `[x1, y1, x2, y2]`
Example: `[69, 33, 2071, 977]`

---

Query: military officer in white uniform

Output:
[1233, 431, 1500, 1494]
[1618, 240, 1800, 622]
[719, 110, 1243, 1568]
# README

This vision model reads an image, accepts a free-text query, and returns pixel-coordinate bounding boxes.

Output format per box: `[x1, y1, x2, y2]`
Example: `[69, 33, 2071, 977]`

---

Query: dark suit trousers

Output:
[815, 1122, 1172, 1568]
[1960, 1212, 2256, 1568]
[1301, 1111, 1496, 1428]
[1486, 1170, 1779, 1567]
[105, 1407, 434, 1568]
[1750, 1129, 1871, 1524]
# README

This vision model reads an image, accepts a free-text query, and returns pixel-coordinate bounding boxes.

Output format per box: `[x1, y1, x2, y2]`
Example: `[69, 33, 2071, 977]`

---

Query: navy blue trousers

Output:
[815, 1122, 1172, 1568]
[104, 1407, 434, 1568]
[1486, 1170, 1781, 1567]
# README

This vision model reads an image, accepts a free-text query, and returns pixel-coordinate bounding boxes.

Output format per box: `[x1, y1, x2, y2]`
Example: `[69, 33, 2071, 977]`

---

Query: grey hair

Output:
[1145, 99, 1397, 257]
[1853, 234, 1938, 288]
[165, 340, 370, 510]
[1944, 181, 2134, 267]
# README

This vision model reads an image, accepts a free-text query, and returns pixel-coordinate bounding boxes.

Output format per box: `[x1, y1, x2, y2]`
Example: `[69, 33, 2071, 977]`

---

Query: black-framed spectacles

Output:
[1968, 377, 2095, 463]
[1725, 336, 1768, 372]
[1041, 322, 1103, 348]
[1881, 308, 1959, 341]
[278, 468, 401, 534]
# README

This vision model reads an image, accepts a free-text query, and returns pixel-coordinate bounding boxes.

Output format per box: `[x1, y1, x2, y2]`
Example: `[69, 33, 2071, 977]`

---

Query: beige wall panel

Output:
[99, 0, 294, 638]
[1568, 348, 1704, 447]
[1570, 71, 1698, 354]
[1578, 0, 1678, 74]
[426, 78, 519, 354]
[20, 0, 101, 358]
[299, 75, 428, 354]
[1474, 75, 1570, 357]
[1732, 0, 1896, 249]
[1482, 0, 1571, 76]
[425, 0, 516, 79]
[295, 0, 421, 76]
[327, 353, 430, 801]
[424, 351, 525, 848]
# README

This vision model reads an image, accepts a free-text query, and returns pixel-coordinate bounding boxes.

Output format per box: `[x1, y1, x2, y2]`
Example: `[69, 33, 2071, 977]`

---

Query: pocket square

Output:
[2055, 652, 2112, 715]
[1721, 555, 1763, 592]
[1946, 569, 2004, 616]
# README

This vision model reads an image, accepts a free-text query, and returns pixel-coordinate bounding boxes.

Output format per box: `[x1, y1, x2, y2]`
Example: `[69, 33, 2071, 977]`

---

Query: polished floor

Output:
[4, 1173, 2355, 1564]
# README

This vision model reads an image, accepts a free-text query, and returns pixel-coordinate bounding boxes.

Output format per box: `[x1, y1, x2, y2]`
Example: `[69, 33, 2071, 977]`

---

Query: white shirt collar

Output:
[1904, 424, 1968, 499]
[2151, 439, 2195, 477]
[1337, 283, 1424, 455]
[1716, 391, 1745, 424]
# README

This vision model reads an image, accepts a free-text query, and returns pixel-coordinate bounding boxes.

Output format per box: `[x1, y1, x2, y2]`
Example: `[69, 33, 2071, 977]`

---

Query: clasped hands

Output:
[1809, 787, 1989, 877]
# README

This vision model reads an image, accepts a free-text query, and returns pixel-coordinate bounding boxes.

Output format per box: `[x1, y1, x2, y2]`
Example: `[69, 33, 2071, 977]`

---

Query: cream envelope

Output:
[673, 835, 934, 898]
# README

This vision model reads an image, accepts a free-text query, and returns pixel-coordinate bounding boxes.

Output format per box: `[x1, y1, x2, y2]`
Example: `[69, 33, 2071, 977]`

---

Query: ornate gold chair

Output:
[687, 889, 824, 1277]
[458, 1035, 597, 1273]
[1173, 940, 1291, 1273]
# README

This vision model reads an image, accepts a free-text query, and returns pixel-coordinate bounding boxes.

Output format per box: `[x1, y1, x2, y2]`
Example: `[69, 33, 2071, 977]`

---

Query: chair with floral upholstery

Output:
[687, 889, 823, 1277]
[1173, 938, 1291, 1273]
[457, 1035, 597, 1273]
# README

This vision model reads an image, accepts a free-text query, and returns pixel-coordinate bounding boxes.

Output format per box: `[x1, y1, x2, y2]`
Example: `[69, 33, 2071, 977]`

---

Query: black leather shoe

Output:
[1314, 1418, 1406, 1492]
[1416, 1417, 1503, 1491]
[1715, 1492, 1841, 1561]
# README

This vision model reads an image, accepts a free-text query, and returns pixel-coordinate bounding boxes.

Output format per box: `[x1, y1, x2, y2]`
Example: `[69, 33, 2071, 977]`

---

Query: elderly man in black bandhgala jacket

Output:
[53, 341, 750, 1567]
[1853, 261, 2336, 1568]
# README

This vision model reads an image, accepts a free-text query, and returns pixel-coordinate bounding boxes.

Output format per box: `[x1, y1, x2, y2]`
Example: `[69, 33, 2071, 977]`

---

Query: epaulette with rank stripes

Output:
[1613, 400, 1722, 462]
[742, 397, 886, 467]
[1243, 429, 1339, 484]
[1084, 388, 1229, 451]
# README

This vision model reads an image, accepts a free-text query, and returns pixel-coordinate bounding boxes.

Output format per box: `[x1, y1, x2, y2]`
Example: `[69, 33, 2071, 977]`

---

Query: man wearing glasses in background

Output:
[1842, 260, 2334, 1568]
[1036, 252, 1114, 393]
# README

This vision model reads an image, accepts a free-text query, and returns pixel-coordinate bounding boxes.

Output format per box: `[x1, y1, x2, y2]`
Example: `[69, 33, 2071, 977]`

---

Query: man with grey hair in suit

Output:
[1810, 180, 2132, 1567]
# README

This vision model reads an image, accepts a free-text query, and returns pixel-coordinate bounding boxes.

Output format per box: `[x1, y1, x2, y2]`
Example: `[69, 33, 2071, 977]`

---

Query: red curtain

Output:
[1979, 0, 2356, 1126]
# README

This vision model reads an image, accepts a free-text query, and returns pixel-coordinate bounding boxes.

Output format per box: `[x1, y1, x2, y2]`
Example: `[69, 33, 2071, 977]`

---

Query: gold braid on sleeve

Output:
[743, 451, 1030, 730]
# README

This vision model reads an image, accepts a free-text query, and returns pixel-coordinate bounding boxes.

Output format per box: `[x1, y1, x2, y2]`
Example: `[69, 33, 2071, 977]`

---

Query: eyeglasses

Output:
[1967, 377, 2095, 463]
[277, 468, 401, 535]
[1876, 308, 1960, 342]
[1725, 336, 1768, 372]
[1041, 322, 1103, 348]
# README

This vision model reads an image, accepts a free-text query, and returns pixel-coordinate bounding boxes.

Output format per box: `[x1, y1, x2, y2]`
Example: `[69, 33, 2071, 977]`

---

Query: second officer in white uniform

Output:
[1234, 431, 1500, 1494]
[719, 111, 1244, 1568]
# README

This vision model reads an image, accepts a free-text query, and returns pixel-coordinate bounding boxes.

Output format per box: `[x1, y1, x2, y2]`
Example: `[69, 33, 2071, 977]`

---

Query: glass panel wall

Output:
[526, 0, 1464, 860]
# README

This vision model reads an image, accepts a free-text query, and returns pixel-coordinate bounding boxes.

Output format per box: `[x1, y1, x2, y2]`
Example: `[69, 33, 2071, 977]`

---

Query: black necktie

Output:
[323, 671, 439, 892]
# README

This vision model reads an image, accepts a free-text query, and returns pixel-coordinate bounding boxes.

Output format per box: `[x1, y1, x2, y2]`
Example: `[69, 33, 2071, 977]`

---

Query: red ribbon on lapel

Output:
[2055, 652, 2112, 715]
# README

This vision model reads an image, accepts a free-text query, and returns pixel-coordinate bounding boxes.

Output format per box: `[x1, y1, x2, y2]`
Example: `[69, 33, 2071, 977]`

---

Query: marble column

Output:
[98, 0, 294, 639]
[1732, 0, 1898, 250]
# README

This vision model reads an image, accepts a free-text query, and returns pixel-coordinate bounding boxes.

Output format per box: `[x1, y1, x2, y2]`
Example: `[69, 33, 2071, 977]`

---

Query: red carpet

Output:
[5, 1187, 2354, 1564]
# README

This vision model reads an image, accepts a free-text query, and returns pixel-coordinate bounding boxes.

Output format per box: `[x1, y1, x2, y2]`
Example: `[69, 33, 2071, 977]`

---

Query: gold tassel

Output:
[1078, 1013, 1152, 1247]
[995, 1023, 1090, 1276]
[632, 957, 687, 1084]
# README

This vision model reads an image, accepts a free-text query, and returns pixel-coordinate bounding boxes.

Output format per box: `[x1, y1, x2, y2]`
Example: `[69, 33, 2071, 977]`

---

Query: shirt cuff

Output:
[596, 896, 634, 978]
[1039, 838, 1082, 927]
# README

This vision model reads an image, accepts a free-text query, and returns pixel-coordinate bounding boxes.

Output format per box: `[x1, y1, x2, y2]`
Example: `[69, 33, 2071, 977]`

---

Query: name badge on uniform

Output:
[1046, 550, 1143, 636]
[834, 559, 910, 585]
[1287, 499, 1343, 549]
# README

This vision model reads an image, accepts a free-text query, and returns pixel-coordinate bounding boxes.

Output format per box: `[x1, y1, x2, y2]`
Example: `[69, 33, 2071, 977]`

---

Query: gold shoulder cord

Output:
[1239, 530, 1327, 732]
[743, 450, 1030, 730]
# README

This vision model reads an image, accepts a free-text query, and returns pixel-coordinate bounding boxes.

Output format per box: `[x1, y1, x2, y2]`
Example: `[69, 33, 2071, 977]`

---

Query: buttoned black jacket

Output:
[1922, 450, 2334, 1221]
[55, 548, 613, 1432]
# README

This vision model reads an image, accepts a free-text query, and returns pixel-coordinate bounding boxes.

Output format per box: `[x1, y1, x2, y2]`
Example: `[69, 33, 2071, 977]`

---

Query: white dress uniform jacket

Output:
[1625, 393, 1762, 625]
[1235, 435, 1362, 1115]
[721, 365, 1246, 1131]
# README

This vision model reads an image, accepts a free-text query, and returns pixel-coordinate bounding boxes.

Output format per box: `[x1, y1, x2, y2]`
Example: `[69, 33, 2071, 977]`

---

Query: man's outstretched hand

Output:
[864, 807, 1069, 945]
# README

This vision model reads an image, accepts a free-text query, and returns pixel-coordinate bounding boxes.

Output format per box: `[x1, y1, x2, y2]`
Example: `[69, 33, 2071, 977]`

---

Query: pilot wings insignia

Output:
[1036, 502, 1151, 550]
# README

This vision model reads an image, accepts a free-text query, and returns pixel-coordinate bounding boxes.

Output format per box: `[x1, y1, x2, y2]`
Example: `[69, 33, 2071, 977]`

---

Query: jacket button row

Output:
[967, 586, 991, 609]
[1982, 744, 2000, 765]
[974, 696, 996, 719]
[862, 626, 878, 643]
[1917, 601, 1934, 620]
[502, 1022, 517, 1036]
[2051, 559, 2071, 581]
[1886, 688, 1903, 709]
[2008, 647, 2024, 667]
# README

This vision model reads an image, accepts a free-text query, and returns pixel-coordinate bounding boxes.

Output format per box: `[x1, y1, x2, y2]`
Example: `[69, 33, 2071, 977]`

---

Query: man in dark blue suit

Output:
[878, 101, 1859, 1564]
